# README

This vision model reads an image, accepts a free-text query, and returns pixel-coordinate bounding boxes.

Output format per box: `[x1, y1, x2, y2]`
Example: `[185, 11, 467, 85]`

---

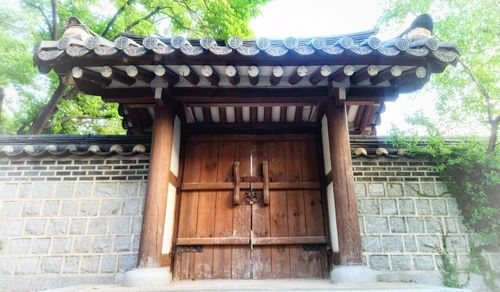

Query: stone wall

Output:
[353, 156, 499, 287]
[0, 156, 148, 291]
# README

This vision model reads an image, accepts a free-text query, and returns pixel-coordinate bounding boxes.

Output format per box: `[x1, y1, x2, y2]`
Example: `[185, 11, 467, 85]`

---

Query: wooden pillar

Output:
[138, 106, 175, 268]
[326, 98, 363, 266]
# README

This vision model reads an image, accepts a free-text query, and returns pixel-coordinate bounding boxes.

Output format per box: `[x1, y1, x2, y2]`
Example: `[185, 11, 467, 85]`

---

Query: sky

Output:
[250, 0, 439, 136]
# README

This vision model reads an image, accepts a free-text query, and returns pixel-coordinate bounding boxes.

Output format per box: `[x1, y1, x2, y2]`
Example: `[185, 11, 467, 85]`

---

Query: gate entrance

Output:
[173, 134, 329, 280]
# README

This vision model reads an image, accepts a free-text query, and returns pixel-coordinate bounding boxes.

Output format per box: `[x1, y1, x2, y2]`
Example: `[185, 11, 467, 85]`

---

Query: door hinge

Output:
[175, 245, 203, 253]
[303, 244, 326, 252]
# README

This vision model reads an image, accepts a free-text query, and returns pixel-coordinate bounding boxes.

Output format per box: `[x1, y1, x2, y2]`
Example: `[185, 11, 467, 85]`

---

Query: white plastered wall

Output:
[321, 115, 339, 253]
[161, 115, 181, 254]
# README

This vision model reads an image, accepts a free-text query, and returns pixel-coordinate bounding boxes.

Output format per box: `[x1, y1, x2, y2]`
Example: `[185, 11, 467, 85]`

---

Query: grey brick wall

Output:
[0, 157, 148, 291]
[353, 156, 499, 286]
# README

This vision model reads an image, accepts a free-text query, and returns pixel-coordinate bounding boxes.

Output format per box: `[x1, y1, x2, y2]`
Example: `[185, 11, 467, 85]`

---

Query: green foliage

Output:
[389, 127, 499, 289]
[440, 235, 463, 288]
[0, 0, 268, 134]
[379, 0, 499, 135]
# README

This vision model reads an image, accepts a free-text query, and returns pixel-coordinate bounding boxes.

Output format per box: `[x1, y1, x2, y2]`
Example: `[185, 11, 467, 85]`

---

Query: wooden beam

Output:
[71, 67, 111, 87]
[185, 122, 318, 134]
[153, 65, 180, 84]
[138, 106, 174, 268]
[288, 65, 308, 85]
[178, 65, 199, 85]
[248, 65, 259, 86]
[181, 181, 321, 191]
[370, 66, 401, 85]
[326, 101, 363, 265]
[253, 236, 326, 245]
[350, 65, 379, 84]
[177, 237, 248, 246]
[101, 66, 136, 85]
[270, 66, 284, 85]
[226, 65, 240, 85]
[200, 65, 220, 86]
[262, 161, 270, 205]
[329, 65, 355, 82]
[233, 161, 240, 205]
[126, 65, 155, 84]
[390, 66, 426, 85]
[309, 65, 332, 85]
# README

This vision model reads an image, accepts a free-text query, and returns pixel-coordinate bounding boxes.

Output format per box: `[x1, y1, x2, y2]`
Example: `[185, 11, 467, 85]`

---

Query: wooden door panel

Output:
[175, 135, 328, 280]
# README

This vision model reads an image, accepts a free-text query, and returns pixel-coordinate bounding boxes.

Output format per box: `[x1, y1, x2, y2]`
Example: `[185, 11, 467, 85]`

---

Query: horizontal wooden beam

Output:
[253, 236, 327, 245]
[185, 122, 319, 134]
[181, 181, 320, 191]
[177, 237, 248, 246]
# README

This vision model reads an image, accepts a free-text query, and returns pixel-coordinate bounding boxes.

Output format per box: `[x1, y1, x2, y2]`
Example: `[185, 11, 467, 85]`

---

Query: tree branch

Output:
[102, 0, 133, 37]
[24, 1, 53, 39]
[125, 6, 164, 32]
[50, 0, 57, 40]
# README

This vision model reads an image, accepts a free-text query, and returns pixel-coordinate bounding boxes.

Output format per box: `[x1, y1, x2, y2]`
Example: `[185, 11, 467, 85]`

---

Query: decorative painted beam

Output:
[72, 67, 111, 86]
[101, 66, 136, 85]
[200, 65, 220, 86]
[269, 66, 284, 85]
[288, 66, 308, 85]
[248, 65, 259, 86]
[178, 65, 199, 85]
[329, 65, 355, 82]
[226, 65, 240, 85]
[126, 65, 155, 84]
[309, 65, 332, 85]
[350, 65, 379, 84]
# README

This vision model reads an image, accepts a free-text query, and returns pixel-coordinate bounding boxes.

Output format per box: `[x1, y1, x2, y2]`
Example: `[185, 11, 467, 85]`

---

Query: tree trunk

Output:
[487, 116, 499, 153]
[27, 78, 67, 134]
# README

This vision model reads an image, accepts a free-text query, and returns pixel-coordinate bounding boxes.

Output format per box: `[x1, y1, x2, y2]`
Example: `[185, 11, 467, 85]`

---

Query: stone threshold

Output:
[43, 279, 470, 292]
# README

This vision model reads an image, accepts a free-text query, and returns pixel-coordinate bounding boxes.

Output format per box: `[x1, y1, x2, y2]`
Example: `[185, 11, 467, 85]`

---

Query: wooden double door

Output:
[173, 134, 329, 280]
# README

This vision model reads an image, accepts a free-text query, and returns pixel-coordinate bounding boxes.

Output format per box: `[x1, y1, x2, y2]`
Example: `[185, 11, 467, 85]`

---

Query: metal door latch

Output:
[175, 245, 203, 253]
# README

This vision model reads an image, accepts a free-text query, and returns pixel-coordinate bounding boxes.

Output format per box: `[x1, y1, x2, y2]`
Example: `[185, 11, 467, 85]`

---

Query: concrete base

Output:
[123, 267, 172, 287]
[330, 265, 377, 283]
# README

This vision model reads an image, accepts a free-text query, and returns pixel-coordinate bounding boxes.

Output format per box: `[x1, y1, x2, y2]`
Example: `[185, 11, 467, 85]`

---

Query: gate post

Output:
[325, 87, 376, 283]
[124, 105, 175, 286]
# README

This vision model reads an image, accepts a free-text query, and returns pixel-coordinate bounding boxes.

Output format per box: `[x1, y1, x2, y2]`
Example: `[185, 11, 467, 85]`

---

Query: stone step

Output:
[44, 279, 470, 292]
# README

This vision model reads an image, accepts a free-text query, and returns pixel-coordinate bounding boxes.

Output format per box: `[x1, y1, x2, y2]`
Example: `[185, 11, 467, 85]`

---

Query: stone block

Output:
[358, 216, 364, 233]
[0, 201, 22, 217]
[139, 181, 147, 197]
[354, 183, 366, 197]
[122, 199, 142, 216]
[425, 217, 443, 233]
[92, 236, 113, 253]
[0, 239, 6, 253]
[114, 235, 132, 252]
[108, 218, 130, 234]
[380, 199, 397, 215]
[55, 182, 76, 198]
[417, 235, 441, 252]
[435, 182, 448, 197]
[69, 218, 87, 235]
[31, 238, 51, 254]
[413, 255, 436, 270]
[63, 256, 79, 273]
[3, 183, 19, 198]
[60, 200, 79, 217]
[88, 218, 107, 234]
[131, 217, 143, 233]
[367, 183, 385, 197]
[100, 199, 122, 216]
[415, 199, 432, 215]
[431, 199, 448, 215]
[22, 201, 43, 217]
[366, 217, 389, 233]
[42, 200, 60, 216]
[46, 218, 68, 235]
[488, 254, 500, 270]
[361, 236, 381, 252]
[444, 218, 459, 234]
[369, 255, 389, 270]
[51, 237, 72, 254]
[0, 219, 24, 236]
[398, 199, 416, 215]
[420, 183, 436, 196]
[403, 183, 420, 197]
[391, 255, 411, 271]
[32, 182, 56, 198]
[445, 235, 468, 252]
[101, 255, 117, 273]
[359, 199, 379, 215]
[403, 235, 417, 252]
[79, 200, 99, 216]
[94, 182, 117, 197]
[80, 255, 100, 273]
[0, 257, 15, 275]
[386, 183, 404, 197]
[75, 182, 93, 197]
[41, 256, 62, 273]
[389, 217, 406, 233]
[7, 238, 31, 254]
[132, 235, 140, 252]
[118, 182, 140, 197]
[447, 198, 461, 215]
[382, 236, 404, 252]
[72, 237, 91, 253]
[119, 254, 138, 272]
[406, 217, 425, 233]
[15, 257, 39, 275]
[17, 183, 32, 198]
